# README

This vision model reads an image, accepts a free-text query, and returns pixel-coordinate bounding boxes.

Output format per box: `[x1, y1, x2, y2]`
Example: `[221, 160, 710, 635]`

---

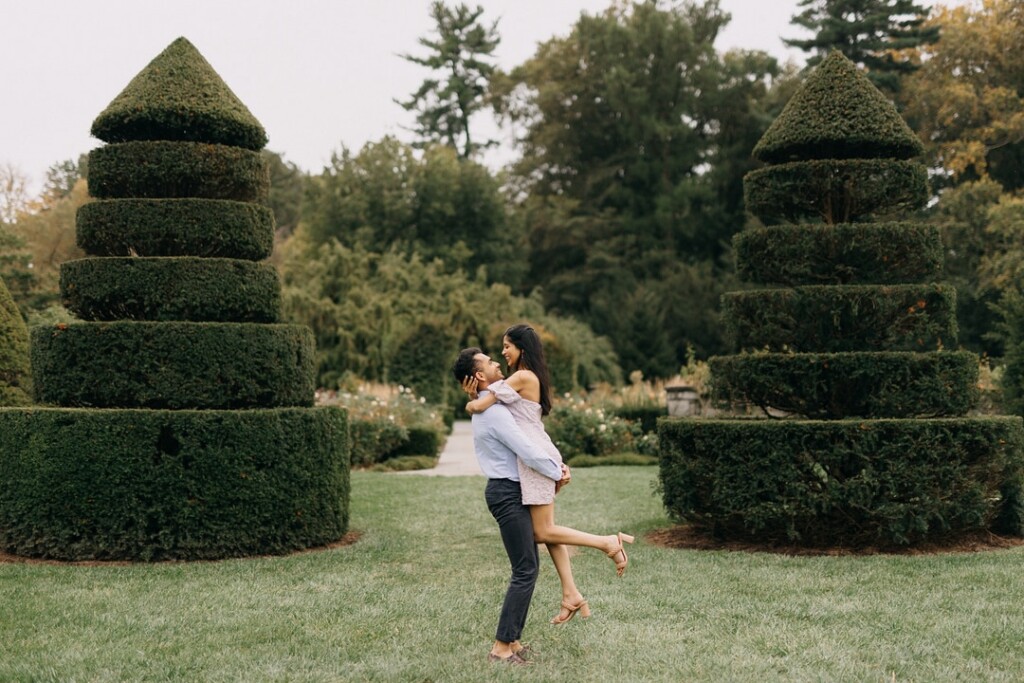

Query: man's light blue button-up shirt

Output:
[471, 391, 562, 482]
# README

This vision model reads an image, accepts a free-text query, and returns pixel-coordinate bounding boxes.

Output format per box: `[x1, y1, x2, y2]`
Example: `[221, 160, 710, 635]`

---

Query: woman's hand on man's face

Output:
[461, 376, 479, 399]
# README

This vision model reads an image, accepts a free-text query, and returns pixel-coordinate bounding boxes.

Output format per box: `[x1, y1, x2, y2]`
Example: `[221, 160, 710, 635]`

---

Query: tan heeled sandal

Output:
[606, 532, 634, 577]
[551, 598, 591, 624]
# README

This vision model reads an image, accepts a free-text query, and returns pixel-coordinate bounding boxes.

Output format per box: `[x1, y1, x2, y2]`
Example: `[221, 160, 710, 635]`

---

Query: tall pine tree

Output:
[785, 0, 938, 95]
[397, 2, 499, 158]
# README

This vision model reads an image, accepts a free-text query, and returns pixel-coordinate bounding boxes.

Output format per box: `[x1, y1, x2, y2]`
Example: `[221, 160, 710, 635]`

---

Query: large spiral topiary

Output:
[0, 38, 350, 561]
[658, 52, 1024, 547]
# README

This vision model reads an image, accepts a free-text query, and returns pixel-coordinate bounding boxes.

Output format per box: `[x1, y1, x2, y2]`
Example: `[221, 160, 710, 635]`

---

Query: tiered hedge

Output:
[77, 199, 274, 259]
[734, 223, 942, 286]
[723, 284, 957, 352]
[0, 277, 32, 406]
[61, 257, 281, 322]
[658, 416, 1024, 546]
[32, 322, 314, 409]
[744, 159, 929, 224]
[0, 406, 348, 560]
[710, 351, 979, 419]
[88, 141, 269, 201]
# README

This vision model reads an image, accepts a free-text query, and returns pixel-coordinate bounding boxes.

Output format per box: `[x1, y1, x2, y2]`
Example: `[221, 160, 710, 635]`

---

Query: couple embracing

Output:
[450, 324, 633, 666]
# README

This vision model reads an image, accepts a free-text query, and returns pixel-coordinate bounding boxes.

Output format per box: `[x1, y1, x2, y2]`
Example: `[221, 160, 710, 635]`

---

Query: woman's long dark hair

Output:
[504, 324, 553, 416]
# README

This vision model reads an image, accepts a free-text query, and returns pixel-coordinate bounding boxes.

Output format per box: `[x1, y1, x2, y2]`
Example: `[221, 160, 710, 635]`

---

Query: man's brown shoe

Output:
[488, 652, 530, 666]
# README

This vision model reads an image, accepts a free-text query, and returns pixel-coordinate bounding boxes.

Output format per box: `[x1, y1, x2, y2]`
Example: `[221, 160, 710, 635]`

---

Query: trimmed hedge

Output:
[744, 158, 928, 225]
[389, 426, 443, 458]
[61, 257, 281, 323]
[710, 351, 979, 419]
[658, 416, 1024, 546]
[0, 277, 31, 406]
[77, 199, 274, 260]
[91, 37, 267, 151]
[0, 406, 348, 560]
[32, 322, 314, 409]
[349, 418, 408, 468]
[88, 141, 269, 202]
[752, 51, 923, 164]
[734, 223, 942, 286]
[722, 284, 957, 353]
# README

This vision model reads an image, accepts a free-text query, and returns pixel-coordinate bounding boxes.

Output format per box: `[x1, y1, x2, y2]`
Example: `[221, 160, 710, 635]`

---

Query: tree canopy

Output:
[492, 0, 789, 373]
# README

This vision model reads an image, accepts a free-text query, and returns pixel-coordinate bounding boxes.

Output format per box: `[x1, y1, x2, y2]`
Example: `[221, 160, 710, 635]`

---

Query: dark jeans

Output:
[484, 478, 539, 644]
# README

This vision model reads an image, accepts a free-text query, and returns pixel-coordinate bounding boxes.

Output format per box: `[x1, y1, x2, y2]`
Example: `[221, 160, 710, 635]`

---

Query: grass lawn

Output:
[2, 467, 1023, 682]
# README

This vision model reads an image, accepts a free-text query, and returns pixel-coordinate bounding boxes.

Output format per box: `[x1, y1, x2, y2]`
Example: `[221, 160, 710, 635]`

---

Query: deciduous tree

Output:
[902, 0, 1024, 190]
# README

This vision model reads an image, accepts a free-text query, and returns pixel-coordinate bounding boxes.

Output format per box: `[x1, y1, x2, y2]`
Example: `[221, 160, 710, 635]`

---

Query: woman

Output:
[462, 323, 633, 624]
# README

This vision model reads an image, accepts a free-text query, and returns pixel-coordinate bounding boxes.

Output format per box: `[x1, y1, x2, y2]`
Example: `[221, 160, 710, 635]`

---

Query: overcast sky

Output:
[2, 1, 811, 193]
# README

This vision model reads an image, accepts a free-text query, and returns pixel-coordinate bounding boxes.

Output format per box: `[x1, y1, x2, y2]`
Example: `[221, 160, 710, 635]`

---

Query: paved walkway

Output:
[400, 420, 482, 477]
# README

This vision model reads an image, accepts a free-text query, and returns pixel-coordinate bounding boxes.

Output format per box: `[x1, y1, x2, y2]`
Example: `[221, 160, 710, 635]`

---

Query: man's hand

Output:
[461, 376, 479, 400]
[555, 464, 571, 494]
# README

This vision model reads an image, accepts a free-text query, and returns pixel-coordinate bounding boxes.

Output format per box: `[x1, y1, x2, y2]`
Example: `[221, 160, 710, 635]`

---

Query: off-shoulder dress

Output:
[488, 379, 562, 505]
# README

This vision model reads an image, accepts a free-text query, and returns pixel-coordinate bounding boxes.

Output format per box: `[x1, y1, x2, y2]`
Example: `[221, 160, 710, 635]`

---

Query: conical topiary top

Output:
[91, 37, 268, 151]
[752, 51, 923, 163]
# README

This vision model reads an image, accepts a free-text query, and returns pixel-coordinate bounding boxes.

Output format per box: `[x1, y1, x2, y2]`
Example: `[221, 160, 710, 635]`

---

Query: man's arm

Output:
[485, 406, 563, 482]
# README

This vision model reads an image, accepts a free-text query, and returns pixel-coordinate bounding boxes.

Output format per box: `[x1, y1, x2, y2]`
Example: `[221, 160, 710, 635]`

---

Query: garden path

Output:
[400, 419, 482, 477]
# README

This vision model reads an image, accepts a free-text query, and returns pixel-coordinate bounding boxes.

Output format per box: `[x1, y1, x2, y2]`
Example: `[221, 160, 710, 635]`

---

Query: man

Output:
[451, 347, 570, 666]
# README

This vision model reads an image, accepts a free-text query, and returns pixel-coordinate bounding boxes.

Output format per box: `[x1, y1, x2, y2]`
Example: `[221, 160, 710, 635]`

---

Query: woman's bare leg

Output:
[530, 502, 620, 554]
[544, 541, 589, 622]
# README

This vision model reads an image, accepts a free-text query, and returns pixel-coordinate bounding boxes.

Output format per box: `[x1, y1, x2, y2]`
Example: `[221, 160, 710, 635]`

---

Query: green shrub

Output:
[0, 277, 31, 406]
[77, 199, 274, 260]
[734, 223, 942, 286]
[658, 416, 1024, 546]
[566, 453, 658, 467]
[0, 406, 349, 561]
[710, 351, 979, 419]
[88, 141, 269, 202]
[91, 37, 267, 151]
[744, 158, 929, 225]
[752, 51, 923, 164]
[348, 418, 408, 468]
[32, 322, 314, 409]
[991, 290, 1024, 417]
[546, 402, 638, 459]
[723, 284, 957, 353]
[61, 257, 280, 322]
[388, 426, 443, 458]
[368, 455, 439, 472]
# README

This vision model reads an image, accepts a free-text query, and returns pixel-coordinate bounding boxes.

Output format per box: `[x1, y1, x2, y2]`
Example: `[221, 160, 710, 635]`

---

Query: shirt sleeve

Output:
[488, 379, 522, 405]
[487, 406, 562, 481]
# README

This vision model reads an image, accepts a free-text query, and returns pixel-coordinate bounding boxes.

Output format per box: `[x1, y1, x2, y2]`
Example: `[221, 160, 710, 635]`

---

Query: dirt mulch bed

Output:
[0, 530, 363, 567]
[646, 525, 1024, 557]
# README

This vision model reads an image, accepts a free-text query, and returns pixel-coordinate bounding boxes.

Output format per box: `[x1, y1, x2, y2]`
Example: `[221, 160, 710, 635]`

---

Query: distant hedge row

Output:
[734, 223, 942, 286]
[710, 351, 979, 419]
[77, 199, 274, 260]
[32, 322, 314, 409]
[659, 416, 1024, 546]
[722, 284, 957, 353]
[61, 257, 281, 323]
[88, 141, 269, 202]
[0, 406, 348, 560]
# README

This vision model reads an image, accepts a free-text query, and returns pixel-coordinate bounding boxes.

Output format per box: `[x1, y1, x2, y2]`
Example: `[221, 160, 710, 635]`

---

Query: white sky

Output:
[2, 1, 809, 193]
